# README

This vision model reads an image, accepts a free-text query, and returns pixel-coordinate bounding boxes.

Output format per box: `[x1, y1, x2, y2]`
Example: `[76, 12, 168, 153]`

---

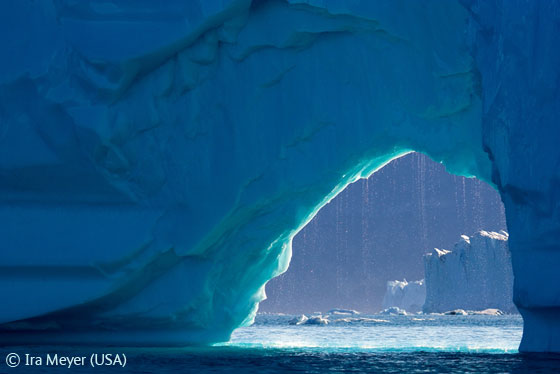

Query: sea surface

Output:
[2, 313, 560, 373]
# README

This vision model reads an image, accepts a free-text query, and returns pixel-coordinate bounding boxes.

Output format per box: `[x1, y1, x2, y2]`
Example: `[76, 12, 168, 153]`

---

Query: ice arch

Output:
[0, 0, 559, 352]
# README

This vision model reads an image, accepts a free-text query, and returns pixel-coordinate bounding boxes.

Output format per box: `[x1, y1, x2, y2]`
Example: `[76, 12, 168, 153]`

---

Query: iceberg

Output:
[379, 307, 408, 316]
[382, 231, 514, 315]
[423, 231, 515, 314]
[288, 314, 308, 325]
[382, 280, 426, 313]
[304, 316, 329, 325]
[470, 309, 504, 316]
[0, 0, 559, 352]
[327, 309, 360, 316]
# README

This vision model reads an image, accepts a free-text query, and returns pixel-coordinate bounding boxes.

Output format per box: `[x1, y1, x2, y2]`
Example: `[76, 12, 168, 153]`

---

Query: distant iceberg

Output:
[423, 231, 515, 314]
[379, 306, 408, 316]
[305, 316, 329, 325]
[382, 280, 426, 313]
[288, 314, 309, 325]
[327, 308, 360, 316]
[382, 231, 515, 314]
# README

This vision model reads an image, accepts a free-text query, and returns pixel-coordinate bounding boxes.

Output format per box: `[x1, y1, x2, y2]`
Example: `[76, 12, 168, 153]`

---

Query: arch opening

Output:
[261, 152, 510, 315]
[229, 152, 521, 352]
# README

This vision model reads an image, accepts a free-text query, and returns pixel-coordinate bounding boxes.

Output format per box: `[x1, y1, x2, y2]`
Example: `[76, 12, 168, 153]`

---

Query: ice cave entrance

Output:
[260, 152, 513, 316]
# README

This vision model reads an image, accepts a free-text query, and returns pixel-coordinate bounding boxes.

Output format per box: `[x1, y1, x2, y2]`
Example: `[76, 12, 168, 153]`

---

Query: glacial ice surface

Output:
[1, 0, 560, 352]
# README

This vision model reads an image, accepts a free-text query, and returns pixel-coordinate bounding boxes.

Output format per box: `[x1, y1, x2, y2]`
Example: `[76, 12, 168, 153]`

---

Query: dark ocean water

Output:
[2, 314, 560, 373]
[3, 347, 560, 374]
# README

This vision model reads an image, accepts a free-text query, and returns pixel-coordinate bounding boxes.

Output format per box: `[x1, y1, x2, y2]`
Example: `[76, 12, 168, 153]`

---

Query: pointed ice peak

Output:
[477, 230, 509, 241]
[433, 248, 451, 257]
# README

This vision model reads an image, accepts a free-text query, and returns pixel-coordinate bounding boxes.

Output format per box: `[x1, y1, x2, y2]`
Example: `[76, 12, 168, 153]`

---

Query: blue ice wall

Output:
[466, 0, 560, 351]
[0, 0, 559, 351]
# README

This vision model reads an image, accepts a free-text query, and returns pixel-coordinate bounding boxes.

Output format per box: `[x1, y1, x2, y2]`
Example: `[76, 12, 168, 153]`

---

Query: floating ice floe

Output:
[379, 307, 408, 316]
[327, 308, 360, 316]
